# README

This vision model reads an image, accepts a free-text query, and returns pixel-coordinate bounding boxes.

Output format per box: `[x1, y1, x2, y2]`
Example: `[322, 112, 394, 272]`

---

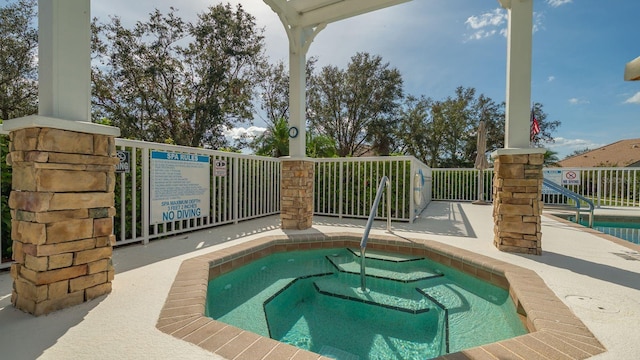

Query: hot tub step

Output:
[326, 254, 443, 283]
[313, 276, 434, 314]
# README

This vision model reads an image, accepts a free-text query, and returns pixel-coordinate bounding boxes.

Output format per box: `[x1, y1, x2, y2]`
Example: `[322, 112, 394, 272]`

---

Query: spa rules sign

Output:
[150, 151, 210, 224]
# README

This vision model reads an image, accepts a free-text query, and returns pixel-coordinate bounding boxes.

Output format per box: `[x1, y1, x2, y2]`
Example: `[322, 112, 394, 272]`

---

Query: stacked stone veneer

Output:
[492, 152, 544, 255]
[280, 160, 313, 230]
[8, 127, 118, 315]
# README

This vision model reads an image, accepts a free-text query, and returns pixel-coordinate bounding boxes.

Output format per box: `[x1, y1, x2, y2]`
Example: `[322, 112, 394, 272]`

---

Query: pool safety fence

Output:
[1, 129, 638, 269]
[431, 167, 640, 208]
[314, 157, 432, 222]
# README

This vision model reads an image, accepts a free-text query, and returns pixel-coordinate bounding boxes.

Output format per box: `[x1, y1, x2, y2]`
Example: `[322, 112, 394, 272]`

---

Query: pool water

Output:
[206, 248, 526, 359]
[568, 216, 640, 244]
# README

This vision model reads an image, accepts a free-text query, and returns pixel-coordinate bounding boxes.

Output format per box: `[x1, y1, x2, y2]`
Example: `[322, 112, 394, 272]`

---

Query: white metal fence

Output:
[314, 156, 432, 222]
[431, 167, 640, 208]
[2, 129, 639, 271]
[114, 139, 281, 246]
[432, 168, 494, 202]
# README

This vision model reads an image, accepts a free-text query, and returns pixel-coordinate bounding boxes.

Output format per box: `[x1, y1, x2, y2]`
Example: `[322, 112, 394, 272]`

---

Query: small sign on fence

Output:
[214, 159, 227, 177]
[115, 150, 130, 173]
[562, 170, 581, 185]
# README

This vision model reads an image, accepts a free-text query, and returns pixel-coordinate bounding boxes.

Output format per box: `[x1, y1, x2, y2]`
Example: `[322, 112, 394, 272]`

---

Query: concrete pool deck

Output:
[1, 201, 639, 359]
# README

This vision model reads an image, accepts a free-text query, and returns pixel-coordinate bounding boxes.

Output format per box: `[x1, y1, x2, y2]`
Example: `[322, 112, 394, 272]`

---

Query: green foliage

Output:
[0, 132, 11, 261]
[308, 52, 403, 157]
[397, 87, 505, 168]
[0, 0, 38, 120]
[250, 118, 338, 158]
[544, 150, 560, 167]
[306, 131, 337, 158]
[92, 3, 265, 148]
[530, 102, 561, 147]
[315, 160, 411, 219]
[252, 118, 290, 157]
[253, 57, 317, 128]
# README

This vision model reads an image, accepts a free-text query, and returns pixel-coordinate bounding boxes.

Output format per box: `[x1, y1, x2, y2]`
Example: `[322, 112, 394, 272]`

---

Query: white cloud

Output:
[546, 0, 573, 8]
[465, 9, 506, 29]
[464, 8, 506, 40]
[624, 92, 640, 104]
[547, 76, 555, 82]
[545, 137, 604, 159]
[223, 126, 266, 140]
[568, 98, 589, 105]
[465, 8, 542, 41]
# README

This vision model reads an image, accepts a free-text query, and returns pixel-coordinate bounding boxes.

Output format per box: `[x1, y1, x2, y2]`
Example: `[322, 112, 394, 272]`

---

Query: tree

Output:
[92, 4, 265, 148]
[397, 87, 504, 168]
[308, 52, 403, 157]
[254, 58, 317, 126]
[544, 150, 560, 167]
[255, 60, 290, 127]
[250, 118, 337, 158]
[251, 117, 289, 157]
[565, 147, 591, 159]
[396, 95, 441, 167]
[0, 0, 37, 121]
[306, 130, 338, 158]
[530, 102, 560, 147]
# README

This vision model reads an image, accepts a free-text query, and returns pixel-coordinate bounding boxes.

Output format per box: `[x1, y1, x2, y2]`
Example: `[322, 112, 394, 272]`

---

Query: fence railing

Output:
[114, 139, 281, 246]
[314, 156, 432, 222]
[431, 167, 640, 208]
[3, 128, 638, 271]
[432, 168, 494, 202]
[0, 131, 432, 269]
[561, 168, 640, 208]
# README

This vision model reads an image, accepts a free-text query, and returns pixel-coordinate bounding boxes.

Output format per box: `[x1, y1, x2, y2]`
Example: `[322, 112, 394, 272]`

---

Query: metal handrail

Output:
[543, 178, 594, 227]
[360, 176, 392, 291]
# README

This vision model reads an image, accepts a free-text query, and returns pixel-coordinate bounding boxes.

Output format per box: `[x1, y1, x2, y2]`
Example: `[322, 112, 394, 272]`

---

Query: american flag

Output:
[530, 107, 540, 141]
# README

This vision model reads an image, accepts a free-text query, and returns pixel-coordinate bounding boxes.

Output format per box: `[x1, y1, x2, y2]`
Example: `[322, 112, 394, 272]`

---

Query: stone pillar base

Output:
[492, 151, 544, 255]
[281, 159, 314, 230]
[8, 127, 118, 315]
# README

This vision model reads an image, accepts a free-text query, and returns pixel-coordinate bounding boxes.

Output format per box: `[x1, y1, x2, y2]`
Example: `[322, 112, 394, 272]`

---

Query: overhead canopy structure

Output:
[264, 0, 411, 158]
[625, 56, 640, 81]
[265, 0, 411, 29]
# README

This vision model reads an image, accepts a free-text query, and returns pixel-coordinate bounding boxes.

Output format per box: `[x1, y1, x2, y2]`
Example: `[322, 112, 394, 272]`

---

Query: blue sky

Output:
[89, 0, 640, 158]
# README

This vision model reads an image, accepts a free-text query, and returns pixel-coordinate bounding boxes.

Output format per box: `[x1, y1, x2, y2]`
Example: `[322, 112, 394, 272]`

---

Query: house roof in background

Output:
[558, 138, 640, 167]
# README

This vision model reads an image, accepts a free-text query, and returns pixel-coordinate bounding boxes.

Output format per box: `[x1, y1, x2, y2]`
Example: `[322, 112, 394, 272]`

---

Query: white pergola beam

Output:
[625, 56, 640, 81]
[294, 0, 411, 28]
[500, 0, 533, 149]
[38, 0, 91, 122]
[264, 0, 301, 28]
[266, 0, 412, 158]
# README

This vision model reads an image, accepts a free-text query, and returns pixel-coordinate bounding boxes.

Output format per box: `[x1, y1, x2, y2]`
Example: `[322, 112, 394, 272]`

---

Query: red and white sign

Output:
[562, 170, 581, 185]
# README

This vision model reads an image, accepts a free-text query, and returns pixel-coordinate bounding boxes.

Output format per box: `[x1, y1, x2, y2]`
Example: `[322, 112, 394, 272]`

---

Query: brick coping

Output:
[156, 233, 606, 360]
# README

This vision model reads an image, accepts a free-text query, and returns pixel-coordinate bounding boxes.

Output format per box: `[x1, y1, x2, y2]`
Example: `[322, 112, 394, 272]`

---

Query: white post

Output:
[288, 27, 308, 158]
[501, 0, 533, 149]
[38, 0, 91, 122]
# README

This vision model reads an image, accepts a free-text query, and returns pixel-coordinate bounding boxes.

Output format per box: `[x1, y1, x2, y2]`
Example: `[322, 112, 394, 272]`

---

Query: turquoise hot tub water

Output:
[206, 248, 526, 360]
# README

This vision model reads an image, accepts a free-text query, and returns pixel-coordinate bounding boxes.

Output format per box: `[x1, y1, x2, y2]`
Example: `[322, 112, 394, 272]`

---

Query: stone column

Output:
[7, 124, 119, 315]
[492, 150, 545, 255]
[280, 159, 314, 230]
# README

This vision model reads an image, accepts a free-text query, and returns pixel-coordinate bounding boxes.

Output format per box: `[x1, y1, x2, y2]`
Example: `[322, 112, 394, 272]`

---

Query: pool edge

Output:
[156, 232, 607, 360]
[545, 213, 640, 252]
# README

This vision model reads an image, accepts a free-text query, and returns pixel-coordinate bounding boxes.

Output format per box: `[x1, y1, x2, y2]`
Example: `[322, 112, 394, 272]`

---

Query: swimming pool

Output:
[206, 248, 526, 359]
[559, 215, 640, 245]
